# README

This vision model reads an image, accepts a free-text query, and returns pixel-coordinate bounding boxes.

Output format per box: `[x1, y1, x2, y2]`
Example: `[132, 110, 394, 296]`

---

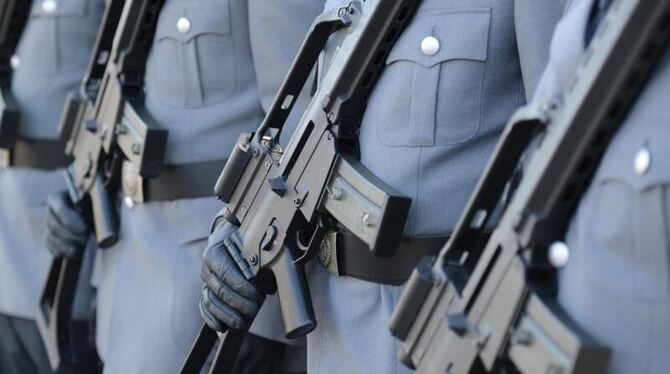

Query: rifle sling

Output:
[124, 159, 226, 202]
[2, 138, 70, 170]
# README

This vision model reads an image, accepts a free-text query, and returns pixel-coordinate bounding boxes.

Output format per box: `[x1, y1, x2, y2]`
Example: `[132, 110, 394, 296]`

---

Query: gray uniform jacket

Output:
[530, 0, 670, 373]
[305, 1, 564, 373]
[91, 0, 279, 372]
[0, 0, 102, 318]
[356, 0, 565, 238]
[143, 0, 263, 165]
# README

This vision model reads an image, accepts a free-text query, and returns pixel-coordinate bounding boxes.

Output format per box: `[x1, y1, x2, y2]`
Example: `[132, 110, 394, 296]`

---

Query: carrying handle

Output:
[442, 108, 545, 266]
[257, 8, 350, 139]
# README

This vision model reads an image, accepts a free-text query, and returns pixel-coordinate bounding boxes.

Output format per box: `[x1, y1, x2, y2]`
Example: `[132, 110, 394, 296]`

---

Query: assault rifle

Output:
[389, 0, 670, 372]
[36, 0, 167, 371]
[180, 1, 420, 372]
[0, 0, 30, 150]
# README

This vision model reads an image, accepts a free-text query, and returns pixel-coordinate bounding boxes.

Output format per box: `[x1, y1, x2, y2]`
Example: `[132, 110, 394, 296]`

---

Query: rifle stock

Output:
[36, 239, 99, 372]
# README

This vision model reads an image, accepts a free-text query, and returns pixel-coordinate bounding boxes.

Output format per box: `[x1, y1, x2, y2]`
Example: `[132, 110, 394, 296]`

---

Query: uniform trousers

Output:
[0, 168, 64, 373]
[93, 196, 219, 373]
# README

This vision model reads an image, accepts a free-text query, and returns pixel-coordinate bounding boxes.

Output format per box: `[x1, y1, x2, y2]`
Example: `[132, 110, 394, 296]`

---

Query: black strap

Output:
[8, 138, 70, 170]
[143, 159, 226, 202]
[333, 233, 449, 285]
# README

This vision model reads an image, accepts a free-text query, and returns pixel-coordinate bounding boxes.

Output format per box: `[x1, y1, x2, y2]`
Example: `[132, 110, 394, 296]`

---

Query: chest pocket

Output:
[151, 0, 235, 108]
[19, 0, 90, 76]
[582, 133, 670, 302]
[373, 8, 490, 147]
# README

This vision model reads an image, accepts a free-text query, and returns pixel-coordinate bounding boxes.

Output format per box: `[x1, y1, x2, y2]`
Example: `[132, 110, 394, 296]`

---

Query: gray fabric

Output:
[532, 0, 591, 105]
[528, 1, 670, 372]
[0, 0, 102, 318]
[306, 262, 409, 374]
[358, 0, 563, 239]
[247, 0, 323, 121]
[143, 0, 263, 165]
[11, 0, 103, 140]
[304, 0, 564, 373]
[92, 197, 220, 373]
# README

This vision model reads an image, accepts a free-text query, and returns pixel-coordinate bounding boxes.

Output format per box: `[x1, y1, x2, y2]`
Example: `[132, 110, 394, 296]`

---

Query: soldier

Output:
[530, 0, 670, 372]
[45, 0, 322, 371]
[0, 0, 103, 372]
[198, 0, 566, 372]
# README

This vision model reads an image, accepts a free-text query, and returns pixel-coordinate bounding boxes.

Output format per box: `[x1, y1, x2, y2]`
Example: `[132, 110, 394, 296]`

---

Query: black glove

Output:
[45, 191, 89, 258]
[200, 220, 264, 332]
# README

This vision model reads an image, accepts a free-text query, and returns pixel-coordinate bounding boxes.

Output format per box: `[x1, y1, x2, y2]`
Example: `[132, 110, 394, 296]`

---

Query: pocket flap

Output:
[156, 0, 231, 43]
[31, 0, 87, 17]
[594, 135, 670, 191]
[387, 8, 491, 68]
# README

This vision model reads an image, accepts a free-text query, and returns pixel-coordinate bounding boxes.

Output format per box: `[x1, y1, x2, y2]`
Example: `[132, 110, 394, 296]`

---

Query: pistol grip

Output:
[270, 247, 316, 339]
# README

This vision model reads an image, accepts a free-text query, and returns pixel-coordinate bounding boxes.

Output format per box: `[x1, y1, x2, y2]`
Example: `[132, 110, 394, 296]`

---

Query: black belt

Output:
[320, 232, 449, 286]
[124, 159, 226, 202]
[4, 138, 70, 170]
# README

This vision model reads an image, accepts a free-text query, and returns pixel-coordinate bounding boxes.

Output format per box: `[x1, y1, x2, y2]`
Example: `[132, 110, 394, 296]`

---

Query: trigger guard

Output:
[294, 227, 324, 264]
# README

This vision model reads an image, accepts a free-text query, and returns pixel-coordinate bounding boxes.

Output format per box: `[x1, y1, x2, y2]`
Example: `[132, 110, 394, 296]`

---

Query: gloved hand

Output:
[200, 220, 264, 332]
[45, 191, 89, 258]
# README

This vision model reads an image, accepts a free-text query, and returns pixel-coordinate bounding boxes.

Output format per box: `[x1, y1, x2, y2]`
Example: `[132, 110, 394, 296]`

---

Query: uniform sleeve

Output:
[514, 0, 567, 100]
[246, 0, 324, 114]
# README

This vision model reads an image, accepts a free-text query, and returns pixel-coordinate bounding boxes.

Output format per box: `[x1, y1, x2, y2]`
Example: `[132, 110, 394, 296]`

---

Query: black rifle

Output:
[180, 1, 420, 372]
[0, 0, 30, 149]
[36, 0, 167, 371]
[389, 0, 670, 373]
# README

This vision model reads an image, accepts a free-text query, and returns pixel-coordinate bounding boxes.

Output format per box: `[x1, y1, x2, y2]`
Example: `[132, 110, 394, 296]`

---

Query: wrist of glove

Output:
[200, 219, 264, 333]
[45, 191, 89, 258]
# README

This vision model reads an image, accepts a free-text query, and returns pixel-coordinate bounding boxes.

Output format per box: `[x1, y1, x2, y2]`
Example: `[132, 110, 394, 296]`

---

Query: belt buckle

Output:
[0, 149, 9, 168]
[121, 161, 145, 207]
[319, 231, 341, 276]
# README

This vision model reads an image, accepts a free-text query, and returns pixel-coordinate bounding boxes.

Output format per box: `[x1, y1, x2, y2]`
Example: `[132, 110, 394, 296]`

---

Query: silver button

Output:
[9, 55, 20, 70]
[123, 195, 135, 210]
[421, 36, 440, 56]
[176, 17, 191, 34]
[634, 146, 651, 176]
[549, 241, 570, 268]
[41, 0, 57, 14]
